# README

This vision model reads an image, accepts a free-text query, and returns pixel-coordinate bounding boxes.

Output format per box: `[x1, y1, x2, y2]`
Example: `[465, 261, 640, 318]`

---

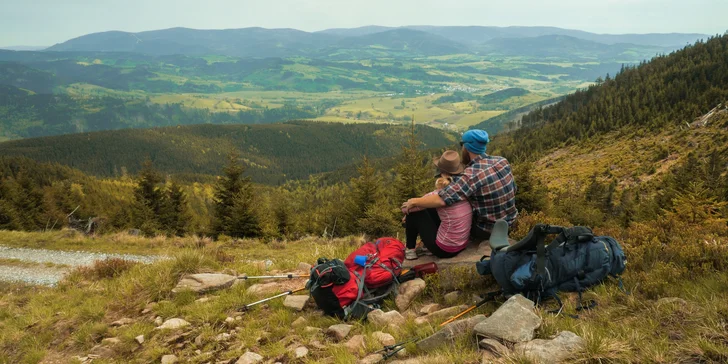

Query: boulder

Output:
[110, 318, 133, 327]
[298, 262, 312, 271]
[292, 317, 307, 327]
[443, 291, 461, 305]
[395, 278, 426, 311]
[345, 335, 366, 354]
[514, 331, 585, 364]
[358, 354, 384, 364]
[418, 303, 441, 316]
[161, 354, 178, 364]
[294, 346, 309, 358]
[417, 314, 486, 351]
[414, 305, 469, 325]
[474, 295, 540, 343]
[305, 326, 322, 334]
[154, 316, 164, 326]
[283, 295, 308, 311]
[368, 309, 406, 328]
[326, 324, 353, 342]
[236, 351, 264, 364]
[134, 335, 145, 345]
[172, 273, 236, 294]
[372, 331, 396, 346]
[157, 318, 191, 330]
[479, 338, 511, 358]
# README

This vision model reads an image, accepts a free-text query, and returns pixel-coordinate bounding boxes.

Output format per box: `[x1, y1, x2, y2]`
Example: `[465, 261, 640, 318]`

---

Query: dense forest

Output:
[492, 35, 728, 160]
[0, 121, 457, 184]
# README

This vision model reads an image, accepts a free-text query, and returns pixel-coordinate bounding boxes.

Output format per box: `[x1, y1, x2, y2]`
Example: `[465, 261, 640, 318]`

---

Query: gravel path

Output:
[0, 245, 164, 286]
[0, 265, 69, 286]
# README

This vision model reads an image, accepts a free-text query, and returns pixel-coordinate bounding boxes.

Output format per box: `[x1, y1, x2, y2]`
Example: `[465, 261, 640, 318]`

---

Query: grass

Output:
[1, 224, 726, 363]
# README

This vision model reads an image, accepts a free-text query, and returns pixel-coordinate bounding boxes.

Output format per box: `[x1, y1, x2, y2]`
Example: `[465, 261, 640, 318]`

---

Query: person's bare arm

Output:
[401, 193, 446, 213]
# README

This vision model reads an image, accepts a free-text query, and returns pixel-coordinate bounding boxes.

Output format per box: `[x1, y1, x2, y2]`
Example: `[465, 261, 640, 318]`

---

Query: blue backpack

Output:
[477, 221, 627, 312]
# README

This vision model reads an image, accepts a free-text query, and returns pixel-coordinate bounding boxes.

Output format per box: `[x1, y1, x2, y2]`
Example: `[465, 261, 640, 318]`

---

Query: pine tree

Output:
[160, 180, 190, 236]
[343, 156, 395, 236]
[132, 159, 164, 234]
[394, 121, 432, 203]
[512, 162, 549, 213]
[668, 181, 727, 224]
[212, 151, 261, 238]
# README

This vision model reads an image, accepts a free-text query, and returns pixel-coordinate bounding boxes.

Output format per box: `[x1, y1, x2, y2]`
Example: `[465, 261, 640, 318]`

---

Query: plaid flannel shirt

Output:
[438, 154, 518, 233]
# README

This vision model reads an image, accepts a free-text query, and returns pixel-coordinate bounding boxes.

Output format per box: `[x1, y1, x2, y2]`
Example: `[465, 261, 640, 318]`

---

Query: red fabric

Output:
[345, 237, 405, 289]
[331, 274, 360, 307]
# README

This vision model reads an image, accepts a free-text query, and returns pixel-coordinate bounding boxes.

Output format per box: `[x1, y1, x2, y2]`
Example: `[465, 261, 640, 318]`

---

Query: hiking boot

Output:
[416, 246, 433, 256]
[405, 249, 419, 260]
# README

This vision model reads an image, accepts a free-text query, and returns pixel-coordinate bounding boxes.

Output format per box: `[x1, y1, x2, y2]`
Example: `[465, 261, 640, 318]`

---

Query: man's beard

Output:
[461, 146, 471, 165]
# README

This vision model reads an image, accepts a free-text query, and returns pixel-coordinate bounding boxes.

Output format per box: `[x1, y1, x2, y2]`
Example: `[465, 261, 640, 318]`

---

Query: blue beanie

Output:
[462, 130, 489, 155]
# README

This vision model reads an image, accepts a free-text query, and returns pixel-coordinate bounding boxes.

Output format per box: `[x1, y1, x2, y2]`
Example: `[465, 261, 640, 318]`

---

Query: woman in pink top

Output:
[402, 150, 473, 260]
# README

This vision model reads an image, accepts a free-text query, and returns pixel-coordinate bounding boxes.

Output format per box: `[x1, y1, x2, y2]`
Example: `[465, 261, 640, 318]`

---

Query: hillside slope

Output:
[0, 121, 457, 184]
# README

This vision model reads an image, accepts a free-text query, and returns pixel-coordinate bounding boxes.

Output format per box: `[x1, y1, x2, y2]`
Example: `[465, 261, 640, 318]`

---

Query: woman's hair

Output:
[435, 176, 453, 190]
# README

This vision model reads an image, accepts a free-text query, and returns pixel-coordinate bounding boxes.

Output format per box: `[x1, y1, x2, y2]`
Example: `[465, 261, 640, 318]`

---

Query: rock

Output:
[474, 294, 540, 343]
[236, 351, 264, 364]
[195, 297, 212, 303]
[395, 278, 426, 311]
[514, 331, 585, 364]
[294, 346, 309, 358]
[172, 273, 237, 294]
[154, 316, 164, 326]
[134, 335, 144, 345]
[358, 354, 384, 364]
[157, 318, 191, 330]
[225, 317, 235, 324]
[304, 326, 321, 334]
[292, 317, 307, 327]
[345, 335, 366, 354]
[215, 333, 231, 342]
[479, 338, 511, 358]
[283, 295, 309, 311]
[657, 297, 687, 306]
[444, 291, 461, 304]
[141, 302, 157, 314]
[372, 331, 396, 346]
[326, 324, 353, 342]
[417, 314, 486, 351]
[161, 354, 178, 364]
[414, 305, 469, 325]
[101, 337, 120, 346]
[418, 303, 442, 316]
[110, 318, 133, 327]
[298, 262, 312, 271]
[367, 309, 406, 328]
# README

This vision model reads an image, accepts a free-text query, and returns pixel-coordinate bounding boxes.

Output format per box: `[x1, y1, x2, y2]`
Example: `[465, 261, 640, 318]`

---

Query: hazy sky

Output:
[1, 0, 726, 46]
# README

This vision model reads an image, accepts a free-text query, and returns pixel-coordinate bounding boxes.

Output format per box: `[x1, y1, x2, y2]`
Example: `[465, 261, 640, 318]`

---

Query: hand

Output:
[401, 198, 417, 213]
[401, 216, 407, 223]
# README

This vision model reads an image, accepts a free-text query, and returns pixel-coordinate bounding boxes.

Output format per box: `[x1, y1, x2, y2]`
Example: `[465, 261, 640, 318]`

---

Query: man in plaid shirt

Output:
[401, 129, 518, 239]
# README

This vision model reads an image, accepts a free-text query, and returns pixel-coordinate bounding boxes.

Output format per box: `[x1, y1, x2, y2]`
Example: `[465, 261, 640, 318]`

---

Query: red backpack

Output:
[344, 237, 405, 288]
[308, 238, 406, 320]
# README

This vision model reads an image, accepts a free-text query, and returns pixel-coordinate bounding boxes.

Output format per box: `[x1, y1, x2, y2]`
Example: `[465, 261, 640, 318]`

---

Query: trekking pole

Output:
[237, 274, 309, 280]
[375, 337, 419, 361]
[240, 287, 307, 311]
[439, 291, 501, 327]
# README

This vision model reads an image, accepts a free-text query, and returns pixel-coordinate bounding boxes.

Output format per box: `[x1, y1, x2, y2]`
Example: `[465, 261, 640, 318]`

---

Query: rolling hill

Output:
[0, 121, 458, 184]
[45, 26, 707, 59]
[477, 35, 670, 59]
